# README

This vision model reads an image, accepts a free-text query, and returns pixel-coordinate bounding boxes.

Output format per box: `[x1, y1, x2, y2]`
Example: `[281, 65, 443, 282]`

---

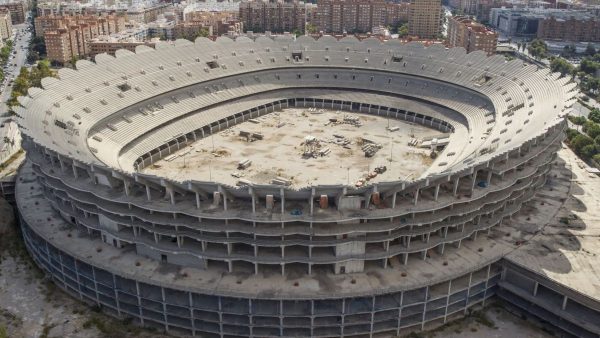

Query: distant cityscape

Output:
[0, 0, 576, 64]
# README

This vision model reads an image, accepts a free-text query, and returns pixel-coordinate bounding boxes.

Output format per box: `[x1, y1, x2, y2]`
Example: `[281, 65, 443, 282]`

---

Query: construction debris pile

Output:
[302, 135, 330, 158]
[239, 130, 264, 142]
[324, 114, 363, 127]
[361, 139, 383, 157]
[354, 165, 387, 187]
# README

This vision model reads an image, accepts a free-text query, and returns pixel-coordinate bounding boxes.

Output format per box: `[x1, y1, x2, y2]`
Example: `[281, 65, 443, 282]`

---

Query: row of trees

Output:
[527, 39, 548, 60]
[7, 60, 53, 113]
[549, 50, 600, 98]
[0, 40, 14, 83]
[566, 110, 600, 163]
[27, 36, 47, 63]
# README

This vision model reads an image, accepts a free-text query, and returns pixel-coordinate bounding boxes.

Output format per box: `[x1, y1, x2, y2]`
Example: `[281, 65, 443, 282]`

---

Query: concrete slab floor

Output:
[506, 147, 600, 303]
[142, 108, 440, 187]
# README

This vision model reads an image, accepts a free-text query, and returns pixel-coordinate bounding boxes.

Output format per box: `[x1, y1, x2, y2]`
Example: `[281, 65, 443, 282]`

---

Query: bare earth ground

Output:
[0, 225, 184, 338]
[410, 304, 555, 338]
[143, 108, 439, 187]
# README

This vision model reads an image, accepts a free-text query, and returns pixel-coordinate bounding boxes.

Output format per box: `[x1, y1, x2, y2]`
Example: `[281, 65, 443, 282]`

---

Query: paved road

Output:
[0, 20, 32, 117]
[0, 15, 32, 162]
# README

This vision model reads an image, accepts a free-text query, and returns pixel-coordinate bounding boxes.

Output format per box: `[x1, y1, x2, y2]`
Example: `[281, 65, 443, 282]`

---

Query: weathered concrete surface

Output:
[424, 304, 554, 338]
[506, 147, 600, 304]
[0, 198, 13, 235]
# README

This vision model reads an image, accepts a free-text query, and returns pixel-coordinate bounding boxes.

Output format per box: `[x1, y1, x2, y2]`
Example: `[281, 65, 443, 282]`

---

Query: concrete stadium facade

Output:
[14, 35, 595, 337]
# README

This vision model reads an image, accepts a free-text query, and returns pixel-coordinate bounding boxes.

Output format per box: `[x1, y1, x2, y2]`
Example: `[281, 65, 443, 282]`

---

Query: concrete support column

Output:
[310, 188, 315, 216]
[219, 186, 227, 211]
[437, 243, 445, 255]
[470, 171, 478, 195]
[123, 180, 130, 197]
[486, 170, 493, 185]
[145, 185, 151, 201]
[135, 281, 145, 325]
[414, 189, 419, 206]
[443, 279, 452, 323]
[562, 295, 568, 310]
[464, 272, 473, 314]
[280, 188, 285, 214]
[392, 192, 397, 208]
[195, 192, 201, 209]
[421, 286, 429, 330]
[453, 177, 460, 196]
[249, 187, 256, 214]
[434, 184, 440, 201]
[72, 164, 78, 179]
[533, 282, 539, 296]
[58, 155, 66, 172]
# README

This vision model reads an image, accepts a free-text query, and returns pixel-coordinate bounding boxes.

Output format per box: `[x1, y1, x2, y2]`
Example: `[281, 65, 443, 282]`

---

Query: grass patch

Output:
[40, 322, 57, 338]
[0, 325, 7, 338]
[82, 313, 144, 337]
[472, 310, 496, 328]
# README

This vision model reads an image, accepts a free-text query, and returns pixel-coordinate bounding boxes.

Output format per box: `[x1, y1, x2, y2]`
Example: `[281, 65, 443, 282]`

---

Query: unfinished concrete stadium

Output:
[12, 36, 600, 337]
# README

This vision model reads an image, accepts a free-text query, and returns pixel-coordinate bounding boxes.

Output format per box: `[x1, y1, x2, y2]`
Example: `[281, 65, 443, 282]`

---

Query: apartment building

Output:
[408, 0, 442, 39]
[538, 16, 600, 42]
[185, 10, 243, 35]
[239, 0, 313, 33]
[316, 0, 409, 34]
[42, 15, 127, 63]
[0, 2, 25, 24]
[35, 14, 126, 38]
[126, 3, 171, 24]
[447, 16, 497, 55]
[45, 28, 76, 63]
[0, 9, 12, 40]
[88, 36, 156, 57]
[173, 21, 214, 40]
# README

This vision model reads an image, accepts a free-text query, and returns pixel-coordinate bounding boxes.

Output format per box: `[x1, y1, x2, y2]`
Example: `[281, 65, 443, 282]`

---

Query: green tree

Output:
[571, 134, 595, 157]
[585, 43, 597, 56]
[195, 27, 210, 39]
[549, 57, 574, 77]
[581, 144, 597, 159]
[306, 23, 317, 34]
[29, 60, 52, 88]
[589, 108, 600, 124]
[398, 23, 409, 38]
[580, 58, 600, 76]
[584, 120, 600, 139]
[528, 39, 548, 60]
[566, 128, 581, 141]
[568, 115, 587, 125]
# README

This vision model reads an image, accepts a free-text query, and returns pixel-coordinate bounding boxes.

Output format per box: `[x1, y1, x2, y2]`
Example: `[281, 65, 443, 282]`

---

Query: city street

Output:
[0, 21, 32, 117]
[0, 17, 32, 163]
